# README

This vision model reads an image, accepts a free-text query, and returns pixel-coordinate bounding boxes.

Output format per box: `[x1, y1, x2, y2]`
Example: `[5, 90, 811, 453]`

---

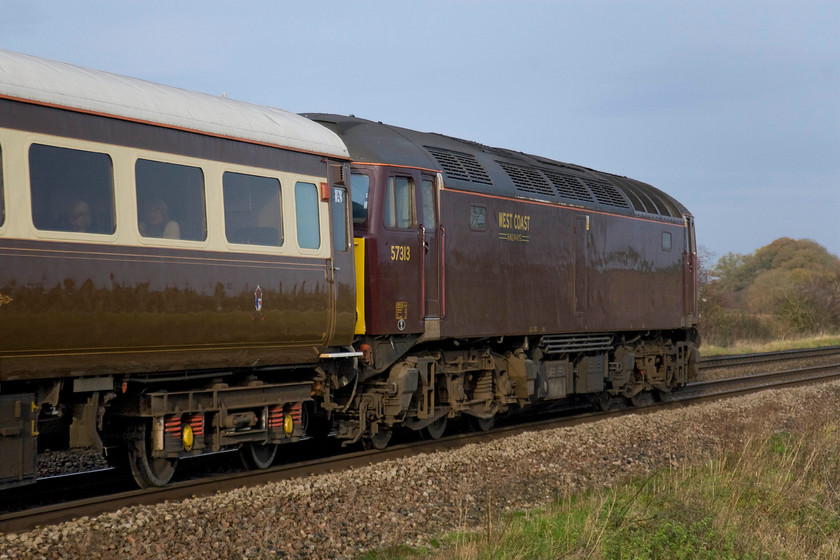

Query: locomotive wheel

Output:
[597, 392, 612, 412]
[629, 392, 654, 408]
[423, 415, 448, 440]
[240, 442, 278, 470]
[470, 415, 496, 432]
[656, 388, 675, 402]
[126, 421, 178, 488]
[363, 428, 392, 450]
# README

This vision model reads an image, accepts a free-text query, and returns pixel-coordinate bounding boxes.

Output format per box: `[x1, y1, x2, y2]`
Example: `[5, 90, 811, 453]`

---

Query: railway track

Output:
[2, 349, 839, 534]
[699, 345, 840, 368]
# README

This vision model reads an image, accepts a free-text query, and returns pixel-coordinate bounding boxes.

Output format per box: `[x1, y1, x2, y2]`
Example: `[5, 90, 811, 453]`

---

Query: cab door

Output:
[420, 174, 442, 319]
[375, 172, 424, 334]
[682, 216, 697, 325]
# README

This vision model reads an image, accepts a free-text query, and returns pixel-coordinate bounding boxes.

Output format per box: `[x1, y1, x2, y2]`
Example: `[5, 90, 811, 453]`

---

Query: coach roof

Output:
[0, 49, 349, 159]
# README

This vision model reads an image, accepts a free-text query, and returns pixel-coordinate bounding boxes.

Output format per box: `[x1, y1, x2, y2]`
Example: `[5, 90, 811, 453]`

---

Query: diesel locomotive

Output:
[0, 50, 698, 490]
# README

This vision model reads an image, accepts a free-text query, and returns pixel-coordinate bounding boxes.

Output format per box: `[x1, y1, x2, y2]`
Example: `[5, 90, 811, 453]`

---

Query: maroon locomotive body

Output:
[306, 114, 698, 443]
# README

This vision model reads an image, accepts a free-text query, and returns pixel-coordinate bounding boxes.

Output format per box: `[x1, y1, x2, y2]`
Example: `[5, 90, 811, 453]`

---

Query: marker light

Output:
[182, 424, 194, 451]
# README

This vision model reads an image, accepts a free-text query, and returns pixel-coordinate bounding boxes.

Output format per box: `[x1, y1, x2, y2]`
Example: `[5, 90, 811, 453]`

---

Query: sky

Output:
[2, 0, 838, 262]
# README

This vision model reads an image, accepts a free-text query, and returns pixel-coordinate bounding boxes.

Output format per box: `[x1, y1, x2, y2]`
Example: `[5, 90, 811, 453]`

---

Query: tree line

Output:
[698, 238, 840, 346]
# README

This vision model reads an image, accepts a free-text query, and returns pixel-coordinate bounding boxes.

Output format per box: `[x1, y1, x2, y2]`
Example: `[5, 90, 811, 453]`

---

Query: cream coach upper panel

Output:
[0, 50, 349, 159]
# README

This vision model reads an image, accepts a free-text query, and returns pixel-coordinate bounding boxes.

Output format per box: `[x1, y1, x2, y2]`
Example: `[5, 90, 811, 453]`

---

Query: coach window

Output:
[29, 144, 115, 234]
[223, 172, 283, 247]
[384, 176, 414, 230]
[351, 173, 370, 224]
[331, 186, 349, 251]
[662, 231, 672, 251]
[295, 181, 321, 250]
[136, 159, 206, 241]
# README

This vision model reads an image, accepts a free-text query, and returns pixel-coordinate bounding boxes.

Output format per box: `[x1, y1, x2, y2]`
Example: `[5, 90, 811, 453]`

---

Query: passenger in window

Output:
[139, 199, 180, 239]
[66, 201, 92, 232]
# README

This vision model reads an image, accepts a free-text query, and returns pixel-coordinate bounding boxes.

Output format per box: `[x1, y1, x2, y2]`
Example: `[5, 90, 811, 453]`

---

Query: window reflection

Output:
[29, 144, 115, 234]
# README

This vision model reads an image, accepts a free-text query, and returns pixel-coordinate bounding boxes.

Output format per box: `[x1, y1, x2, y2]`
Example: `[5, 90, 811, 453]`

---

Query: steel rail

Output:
[699, 345, 840, 368]
[2, 359, 839, 534]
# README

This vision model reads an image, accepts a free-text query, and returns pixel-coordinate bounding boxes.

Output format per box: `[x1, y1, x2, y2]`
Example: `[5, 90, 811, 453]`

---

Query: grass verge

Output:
[360, 417, 840, 559]
[700, 334, 840, 356]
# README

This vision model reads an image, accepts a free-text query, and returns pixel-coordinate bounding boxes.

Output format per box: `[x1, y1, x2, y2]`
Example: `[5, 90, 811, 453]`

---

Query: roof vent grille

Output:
[425, 147, 493, 184]
[497, 162, 554, 197]
[542, 170, 594, 203]
[582, 179, 630, 208]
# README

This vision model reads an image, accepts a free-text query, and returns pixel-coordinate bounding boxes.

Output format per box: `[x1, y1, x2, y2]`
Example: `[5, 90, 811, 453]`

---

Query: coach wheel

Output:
[423, 415, 448, 440]
[240, 442, 278, 470]
[471, 415, 496, 432]
[363, 427, 392, 450]
[126, 421, 178, 488]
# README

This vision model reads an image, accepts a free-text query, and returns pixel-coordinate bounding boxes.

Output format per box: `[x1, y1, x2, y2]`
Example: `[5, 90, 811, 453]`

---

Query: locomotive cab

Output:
[350, 165, 444, 338]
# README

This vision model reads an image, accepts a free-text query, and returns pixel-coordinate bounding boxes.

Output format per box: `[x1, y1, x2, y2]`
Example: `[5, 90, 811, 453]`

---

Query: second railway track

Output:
[2, 347, 839, 534]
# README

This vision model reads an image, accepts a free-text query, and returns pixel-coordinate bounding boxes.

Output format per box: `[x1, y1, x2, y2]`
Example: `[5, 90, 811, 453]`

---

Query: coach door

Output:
[420, 175, 442, 319]
[327, 182, 356, 345]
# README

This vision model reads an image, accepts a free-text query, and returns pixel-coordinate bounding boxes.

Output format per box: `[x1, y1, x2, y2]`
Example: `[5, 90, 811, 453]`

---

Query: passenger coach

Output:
[0, 50, 355, 488]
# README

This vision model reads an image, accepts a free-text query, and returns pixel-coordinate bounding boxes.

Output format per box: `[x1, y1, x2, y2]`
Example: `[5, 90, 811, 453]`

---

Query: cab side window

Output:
[136, 159, 206, 241]
[295, 181, 321, 250]
[384, 176, 414, 230]
[421, 178, 436, 230]
[223, 171, 283, 247]
[30, 144, 115, 234]
[350, 173, 370, 224]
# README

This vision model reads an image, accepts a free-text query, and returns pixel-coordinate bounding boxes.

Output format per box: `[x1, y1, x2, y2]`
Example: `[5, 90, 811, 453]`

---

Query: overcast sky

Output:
[2, 0, 838, 261]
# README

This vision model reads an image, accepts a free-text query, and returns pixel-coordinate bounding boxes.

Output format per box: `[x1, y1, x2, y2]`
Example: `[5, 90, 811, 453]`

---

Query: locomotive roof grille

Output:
[425, 146, 493, 185]
[541, 170, 596, 203]
[582, 178, 630, 209]
[497, 161, 555, 198]
[607, 175, 681, 218]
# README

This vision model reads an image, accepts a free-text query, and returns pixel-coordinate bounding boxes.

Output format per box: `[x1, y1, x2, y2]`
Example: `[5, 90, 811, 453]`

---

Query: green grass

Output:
[360, 419, 840, 560]
[700, 334, 840, 356]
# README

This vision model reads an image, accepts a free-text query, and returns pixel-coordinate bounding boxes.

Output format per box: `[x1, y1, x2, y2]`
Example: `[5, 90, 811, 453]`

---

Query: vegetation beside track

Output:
[700, 334, 840, 356]
[361, 387, 840, 560]
[698, 238, 840, 349]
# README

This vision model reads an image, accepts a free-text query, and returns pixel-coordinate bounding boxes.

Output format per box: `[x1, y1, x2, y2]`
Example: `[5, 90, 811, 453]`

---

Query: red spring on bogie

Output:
[183, 413, 204, 437]
[286, 403, 303, 426]
[164, 415, 181, 437]
[267, 405, 285, 430]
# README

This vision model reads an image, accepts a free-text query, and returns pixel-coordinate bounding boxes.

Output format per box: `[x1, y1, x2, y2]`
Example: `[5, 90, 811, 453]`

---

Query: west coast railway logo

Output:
[0, 293, 12, 307]
[498, 211, 531, 243]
